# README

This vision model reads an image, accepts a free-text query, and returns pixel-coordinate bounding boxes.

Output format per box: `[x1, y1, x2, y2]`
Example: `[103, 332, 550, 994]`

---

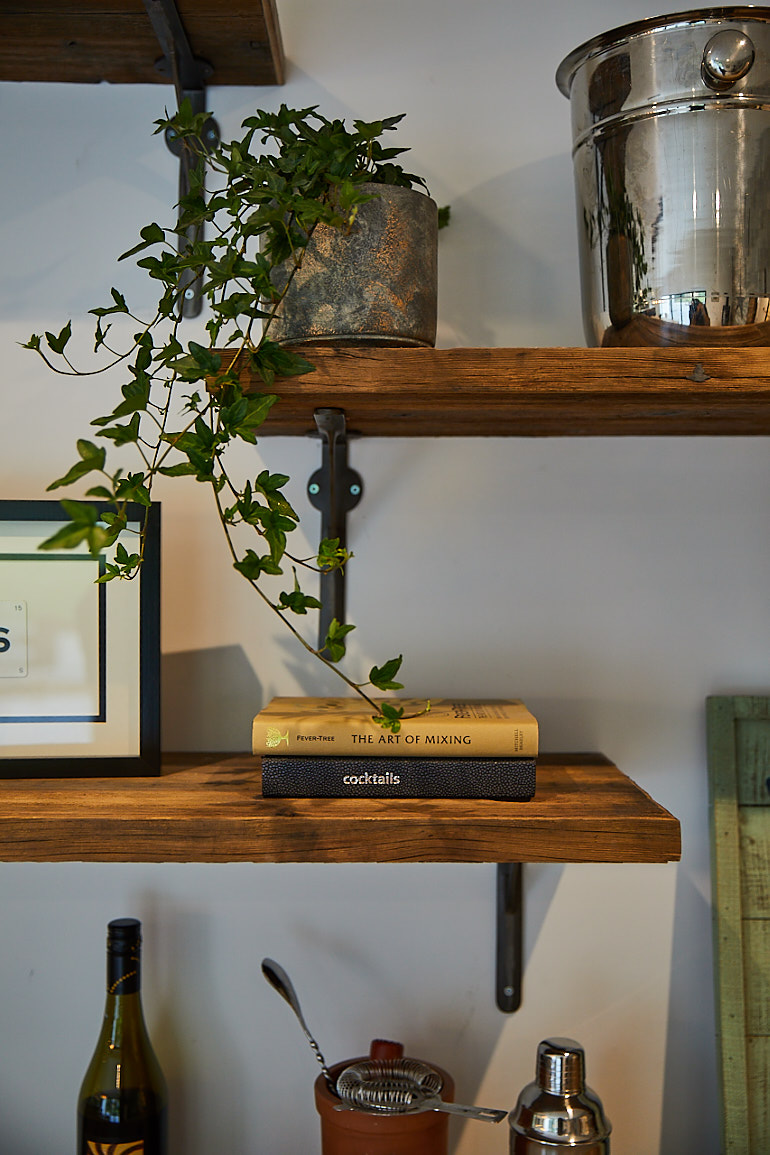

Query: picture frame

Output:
[0, 500, 160, 777]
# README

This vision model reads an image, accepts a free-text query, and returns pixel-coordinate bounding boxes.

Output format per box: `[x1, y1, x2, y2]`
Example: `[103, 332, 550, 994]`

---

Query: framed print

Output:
[0, 500, 160, 777]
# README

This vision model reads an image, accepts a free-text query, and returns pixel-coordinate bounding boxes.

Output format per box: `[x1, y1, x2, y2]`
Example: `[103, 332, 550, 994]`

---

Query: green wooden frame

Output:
[707, 695, 770, 1153]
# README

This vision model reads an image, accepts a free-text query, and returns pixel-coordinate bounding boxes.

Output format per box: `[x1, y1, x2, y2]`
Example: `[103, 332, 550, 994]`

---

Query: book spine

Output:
[252, 720, 538, 758]
[260, 756, 537, 800]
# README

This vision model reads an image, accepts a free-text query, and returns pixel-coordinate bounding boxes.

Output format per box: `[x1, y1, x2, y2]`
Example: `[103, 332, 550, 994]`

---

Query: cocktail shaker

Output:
[509, 1037, 611, 1152]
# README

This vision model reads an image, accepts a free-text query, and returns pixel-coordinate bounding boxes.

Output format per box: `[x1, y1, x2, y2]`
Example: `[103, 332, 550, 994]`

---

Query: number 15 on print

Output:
[0, 601, 28, 678]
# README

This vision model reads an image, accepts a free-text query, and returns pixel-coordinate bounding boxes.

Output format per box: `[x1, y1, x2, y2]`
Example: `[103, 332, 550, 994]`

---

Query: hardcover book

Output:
[260, 754, 537, 799]
[252, 697, 539, 758]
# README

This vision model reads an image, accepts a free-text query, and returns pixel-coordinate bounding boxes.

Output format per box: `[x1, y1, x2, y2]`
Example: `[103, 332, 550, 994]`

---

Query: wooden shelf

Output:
[0, 753, 681, 864]
[0, 1, 284, 86]
[223, 345, 770, 437]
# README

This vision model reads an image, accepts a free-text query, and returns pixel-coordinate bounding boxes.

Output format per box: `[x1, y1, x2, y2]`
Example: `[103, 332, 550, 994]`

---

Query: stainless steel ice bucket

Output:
[557, 7, 770, 347]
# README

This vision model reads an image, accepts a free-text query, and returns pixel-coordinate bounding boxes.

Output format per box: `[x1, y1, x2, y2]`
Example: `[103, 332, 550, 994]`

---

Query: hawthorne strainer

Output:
[334, 1058, 507, 1123]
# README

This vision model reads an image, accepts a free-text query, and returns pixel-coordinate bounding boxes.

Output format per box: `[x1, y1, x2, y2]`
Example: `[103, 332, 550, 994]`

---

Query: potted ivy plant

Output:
[24, 103, 446, 732]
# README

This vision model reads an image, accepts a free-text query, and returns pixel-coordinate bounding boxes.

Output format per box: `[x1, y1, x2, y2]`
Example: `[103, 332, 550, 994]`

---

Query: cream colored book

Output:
[252, 697, 538, 757]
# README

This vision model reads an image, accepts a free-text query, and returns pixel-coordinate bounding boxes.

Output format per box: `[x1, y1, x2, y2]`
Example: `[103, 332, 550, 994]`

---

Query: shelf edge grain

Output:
[0, 753, 682, 864]
[217, 345, 770, 437]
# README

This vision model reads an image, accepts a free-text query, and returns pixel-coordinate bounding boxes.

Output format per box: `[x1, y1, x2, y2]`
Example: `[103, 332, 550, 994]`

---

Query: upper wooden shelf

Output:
[224, 345, 770, 437]
[0, 1, 284, 86]
[0, 753, 681, 864]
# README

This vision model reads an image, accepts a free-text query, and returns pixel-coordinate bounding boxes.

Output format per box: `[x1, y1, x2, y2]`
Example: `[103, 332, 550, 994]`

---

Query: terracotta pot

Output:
[314, 1044, 454, 1155]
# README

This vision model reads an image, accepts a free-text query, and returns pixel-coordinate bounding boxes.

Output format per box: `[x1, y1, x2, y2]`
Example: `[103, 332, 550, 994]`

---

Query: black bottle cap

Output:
[107, 917, 142, 953]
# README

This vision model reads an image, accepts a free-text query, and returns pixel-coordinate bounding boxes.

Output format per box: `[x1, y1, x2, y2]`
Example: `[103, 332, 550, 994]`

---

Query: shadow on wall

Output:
[437, 152, 584, 348]
[162, 646, 262, 752]
[157, 904, 252, 1155]
[659, 867, 719, 1153]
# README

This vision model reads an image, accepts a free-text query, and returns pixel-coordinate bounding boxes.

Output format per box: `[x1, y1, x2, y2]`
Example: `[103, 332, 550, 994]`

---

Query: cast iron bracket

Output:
[143, 0, 220, 318]
[496, 863, 523, 1012]
[308, 411, 521, 1014]
[308, 409, 364, 651]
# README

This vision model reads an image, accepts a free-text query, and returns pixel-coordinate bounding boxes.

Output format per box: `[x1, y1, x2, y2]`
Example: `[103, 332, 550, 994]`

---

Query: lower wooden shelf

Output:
[0, 752, 680, 864]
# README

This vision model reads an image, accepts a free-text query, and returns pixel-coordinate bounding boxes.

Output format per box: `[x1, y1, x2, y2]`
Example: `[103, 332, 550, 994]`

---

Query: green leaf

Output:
[91, 374, 151, 424]
[256, 469, 290, 492]
[158, 461, 198, 478]
[252, 469, 297, 518]
[374, 701, 406, 733]
[233, 550, 283, 580]
[323, 618, 355, 662]
[38, 522, 97, 552]
[44, 322, 72, 355]
[46, 440, 106, 491]
[96, 540, 142, 582]
[119, 222, 166, 262]
[187, 342, 222, 376]
[250, 341, 315, 386]
[97, 412, 141, 446]
[218, 393, 278, 445]
[317, 537, 351, 572]
[278, 570, 322, 615]
[89, 288, 130, 318]
[114, 474, 152, 506]
[37, 500, 117, 556]
[369, 655, 404, 692]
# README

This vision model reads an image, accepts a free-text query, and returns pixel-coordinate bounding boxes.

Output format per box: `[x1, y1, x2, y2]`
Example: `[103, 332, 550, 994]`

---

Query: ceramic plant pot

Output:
[269, 183, 438, 347]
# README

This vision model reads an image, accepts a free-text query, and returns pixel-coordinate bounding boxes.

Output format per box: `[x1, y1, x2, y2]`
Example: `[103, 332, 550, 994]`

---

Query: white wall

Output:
[1, 1, 767, 1152]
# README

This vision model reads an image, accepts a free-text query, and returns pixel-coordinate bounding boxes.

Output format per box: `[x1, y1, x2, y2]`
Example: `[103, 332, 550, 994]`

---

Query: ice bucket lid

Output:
[556, 5, 770, 112]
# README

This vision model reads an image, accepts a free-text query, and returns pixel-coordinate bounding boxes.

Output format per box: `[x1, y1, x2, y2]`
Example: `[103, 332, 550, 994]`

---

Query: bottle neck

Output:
[101, 958, 148, 1049]
[107, 943, 141, 995]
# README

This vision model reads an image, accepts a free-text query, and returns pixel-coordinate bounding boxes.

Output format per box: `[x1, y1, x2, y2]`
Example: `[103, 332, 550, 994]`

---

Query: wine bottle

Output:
[77, 918, 168, 1155]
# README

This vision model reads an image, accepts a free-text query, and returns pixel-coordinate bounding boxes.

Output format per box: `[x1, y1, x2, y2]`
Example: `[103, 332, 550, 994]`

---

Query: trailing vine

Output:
[24, 103, 446, 731]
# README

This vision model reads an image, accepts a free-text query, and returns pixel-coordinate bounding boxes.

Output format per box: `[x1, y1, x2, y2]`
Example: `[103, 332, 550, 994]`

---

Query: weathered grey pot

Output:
[269, 183, 438, 347]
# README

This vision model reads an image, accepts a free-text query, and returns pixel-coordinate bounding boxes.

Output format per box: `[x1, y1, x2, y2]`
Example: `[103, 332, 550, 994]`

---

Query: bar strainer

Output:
[334, 1058, 507, 1123]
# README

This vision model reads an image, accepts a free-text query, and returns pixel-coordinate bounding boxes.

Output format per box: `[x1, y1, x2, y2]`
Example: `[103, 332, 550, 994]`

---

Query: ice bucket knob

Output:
[702, 29, 755, 90]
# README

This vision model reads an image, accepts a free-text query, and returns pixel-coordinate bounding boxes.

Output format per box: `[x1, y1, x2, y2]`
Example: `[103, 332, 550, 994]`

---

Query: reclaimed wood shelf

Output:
[0, 752, 681, 864]
[0, 0, 284, 86]
[223, 344, 770, 437]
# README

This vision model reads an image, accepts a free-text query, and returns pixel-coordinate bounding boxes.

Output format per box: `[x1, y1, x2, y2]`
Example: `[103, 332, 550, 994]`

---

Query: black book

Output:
[260, 754, 536, 800]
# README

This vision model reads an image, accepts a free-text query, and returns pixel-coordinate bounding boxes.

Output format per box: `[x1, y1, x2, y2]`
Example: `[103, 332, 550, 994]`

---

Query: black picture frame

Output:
[0, 500, 160, 777]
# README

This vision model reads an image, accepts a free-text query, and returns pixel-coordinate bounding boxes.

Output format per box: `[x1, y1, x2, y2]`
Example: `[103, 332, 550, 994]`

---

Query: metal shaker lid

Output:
[537, 1037, 586, 1095]
[509, 1037, 611, 1147]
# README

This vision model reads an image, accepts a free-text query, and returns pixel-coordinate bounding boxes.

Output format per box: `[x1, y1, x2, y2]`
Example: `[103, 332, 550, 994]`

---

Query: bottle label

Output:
[86, 1144, 145, 1154]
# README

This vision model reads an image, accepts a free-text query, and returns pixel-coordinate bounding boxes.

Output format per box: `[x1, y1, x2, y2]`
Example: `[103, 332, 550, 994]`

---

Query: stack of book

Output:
[252, 697, 539, 800]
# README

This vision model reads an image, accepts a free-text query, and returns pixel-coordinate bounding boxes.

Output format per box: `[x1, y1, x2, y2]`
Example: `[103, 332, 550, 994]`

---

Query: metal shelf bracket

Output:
[143, 0, 220, 318]
[496, 863, 523, 1012]
[307, 410, 520, 1013]
[307, 409, 364, 650]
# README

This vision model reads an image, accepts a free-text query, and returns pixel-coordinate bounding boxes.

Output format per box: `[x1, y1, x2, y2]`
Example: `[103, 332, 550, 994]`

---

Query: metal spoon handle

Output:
[334, 1093, 507, 1123]
[261, 958, 336, 1092]
[423, 1097, 507, 1123]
